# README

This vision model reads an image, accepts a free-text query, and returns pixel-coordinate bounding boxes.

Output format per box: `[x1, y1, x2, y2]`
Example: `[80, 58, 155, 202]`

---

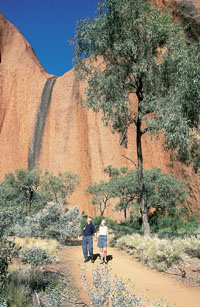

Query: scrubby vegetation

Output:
[14, 237, 60, 255]
[0, 168, 80, 215]
[21, 248, 56, 266]
[14, 204, 82, 244]
[115, 233, 200, 271]
[81, 264, 169, 306]
[1, 268, 78, 307]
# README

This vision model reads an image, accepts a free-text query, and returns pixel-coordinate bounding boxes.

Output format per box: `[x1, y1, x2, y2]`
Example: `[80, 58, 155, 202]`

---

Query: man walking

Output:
[82, 217, 97, 263]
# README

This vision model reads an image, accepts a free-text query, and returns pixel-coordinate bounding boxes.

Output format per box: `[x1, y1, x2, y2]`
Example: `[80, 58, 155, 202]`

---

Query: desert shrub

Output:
[40, 271, 78, 307]
[174, 234, 200, 258]
[81, 265, 168, 307]
[0, 239, 19, 292]
[14, 205, 82, 243]
[21, 248, 55, 266]
[81, 264, 111, 306]
[9, 269, 58, 292]
[115, 234, 183, 271]
[150, 207, 199, 234]
[42, 287, 62, 307]
[0, 297, 7, 307]
[4, 268, 72, 306]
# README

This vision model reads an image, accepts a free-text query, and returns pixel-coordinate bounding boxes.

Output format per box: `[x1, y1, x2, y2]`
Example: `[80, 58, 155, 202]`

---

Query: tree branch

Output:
[122, 155, 137, 168]
[141, 127, 150, 135]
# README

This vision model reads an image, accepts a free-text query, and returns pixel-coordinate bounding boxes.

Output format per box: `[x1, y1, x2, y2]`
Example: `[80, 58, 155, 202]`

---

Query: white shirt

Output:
[99, 225, 108, 236]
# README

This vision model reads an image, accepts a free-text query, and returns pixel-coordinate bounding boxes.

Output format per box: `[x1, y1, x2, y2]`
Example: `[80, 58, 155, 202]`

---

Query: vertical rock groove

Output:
[28, 76, 57, 170]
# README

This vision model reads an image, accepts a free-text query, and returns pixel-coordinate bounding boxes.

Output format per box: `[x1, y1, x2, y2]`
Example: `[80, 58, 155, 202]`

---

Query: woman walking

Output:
[97, 219, 109, 264]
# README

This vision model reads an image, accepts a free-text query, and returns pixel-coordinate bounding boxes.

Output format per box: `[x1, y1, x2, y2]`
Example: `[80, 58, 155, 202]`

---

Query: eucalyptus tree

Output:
[0, 168, 44, 214]
[41, 171, 81, 205]
[86, 181, 113, 216]
[71, 0, 200, 236]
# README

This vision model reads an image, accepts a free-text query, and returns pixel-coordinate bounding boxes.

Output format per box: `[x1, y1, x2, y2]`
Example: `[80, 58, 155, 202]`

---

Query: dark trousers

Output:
[82, 235, 93, 260]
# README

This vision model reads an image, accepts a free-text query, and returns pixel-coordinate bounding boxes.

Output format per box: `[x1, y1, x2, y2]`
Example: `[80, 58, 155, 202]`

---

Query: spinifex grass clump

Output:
[15, 237, 60, 255]
[173, 235, 200, 259]
[116, 234, 184, 271]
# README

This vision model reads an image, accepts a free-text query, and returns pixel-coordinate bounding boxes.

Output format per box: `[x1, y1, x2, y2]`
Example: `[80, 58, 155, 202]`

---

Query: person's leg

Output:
[99, 247, 104, 263]
[82, 236, 89, 261]
[103, 247, 107, 263]
[88, 236, 94, 261]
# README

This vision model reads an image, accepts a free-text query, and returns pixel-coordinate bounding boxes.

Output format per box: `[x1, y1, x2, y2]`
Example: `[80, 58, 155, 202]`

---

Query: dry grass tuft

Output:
[14, 237, 60, 255]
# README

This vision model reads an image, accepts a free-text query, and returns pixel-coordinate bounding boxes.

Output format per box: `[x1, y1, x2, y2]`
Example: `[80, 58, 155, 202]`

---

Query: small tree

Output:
[105, 166, 187, 224]
[86, 181, 113, 216]
[143, 168, 187, 214]
[0, 168, 45, 214]
[71, 0, 199, 236]
[41, 171, 80, 205]
[107, 167, 138, 220]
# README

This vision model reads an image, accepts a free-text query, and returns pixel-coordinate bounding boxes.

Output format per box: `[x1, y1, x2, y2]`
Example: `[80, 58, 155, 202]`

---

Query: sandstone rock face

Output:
[0, 11, 199, 219]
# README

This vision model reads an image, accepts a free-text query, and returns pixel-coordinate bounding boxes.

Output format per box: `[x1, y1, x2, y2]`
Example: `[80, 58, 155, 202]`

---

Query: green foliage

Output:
[71, 0, 199, 159]
[71, 0, 199, 235]
[0, 239, 18, 292]
[9, 269, 56, 292]
[116, 234, 183, 271]
[81, 265, 168, 306]
[0, 168, 46, 215]
[5, 281, 32, 307]
[0, 168, 81, 217]
[109, 170, 138, 220]
[41, 170, 81, 205]
[21, 248, 55, 266]
[0, 297, 7, 307]
[86, 181, 113, 216]
[14, 205, 82, 244]
[143, 168, 187, 210]
[150, 207, 199, 234]
[0, 209, 23, 237]
[176, 235, 200, 258]
[90, 166, 187, 224]
[115, 233, 200, 271]
[190, 138, 200, 173]
[4, 268, 76, 306]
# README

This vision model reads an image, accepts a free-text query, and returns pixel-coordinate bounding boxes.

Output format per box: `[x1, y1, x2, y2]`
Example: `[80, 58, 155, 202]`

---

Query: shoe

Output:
[100, 259, 104, 264]
[91, 259, 94, 263]
[104, 259, 108, 264]
[84, 258, 89, 263]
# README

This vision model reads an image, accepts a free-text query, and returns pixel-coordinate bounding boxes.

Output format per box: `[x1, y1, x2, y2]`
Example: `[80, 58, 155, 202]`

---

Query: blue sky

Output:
[0, 0, 99, 76]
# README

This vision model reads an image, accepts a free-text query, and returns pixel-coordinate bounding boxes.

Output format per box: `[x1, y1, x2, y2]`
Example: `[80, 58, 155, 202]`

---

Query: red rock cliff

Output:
[0, 10, 199, 219]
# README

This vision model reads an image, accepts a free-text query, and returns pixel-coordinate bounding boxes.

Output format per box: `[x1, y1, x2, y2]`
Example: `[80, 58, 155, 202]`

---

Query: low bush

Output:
[115, 234, 184, 271]
[4, 268, 78, 306]
[9, 268, 58, 292]
[150, 208, 199, 234]
[14, 205, 82, 244]
[115, 233, 200, 271]
[0, 297, 7, 307]
[173, 234, 200, 259]
[0, 238, 19, 292]
[21, 248, 55, 266]
[81, 265, 168, 307]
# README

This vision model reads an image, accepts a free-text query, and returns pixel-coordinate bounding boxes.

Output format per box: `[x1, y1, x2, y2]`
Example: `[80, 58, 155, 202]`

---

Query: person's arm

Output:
[107, 227, 109, 245]
[92, 224, 97, 240]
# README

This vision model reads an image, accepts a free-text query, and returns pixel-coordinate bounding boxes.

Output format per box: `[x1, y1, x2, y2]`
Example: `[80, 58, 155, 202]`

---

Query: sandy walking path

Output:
[58, 243, 200, 307]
